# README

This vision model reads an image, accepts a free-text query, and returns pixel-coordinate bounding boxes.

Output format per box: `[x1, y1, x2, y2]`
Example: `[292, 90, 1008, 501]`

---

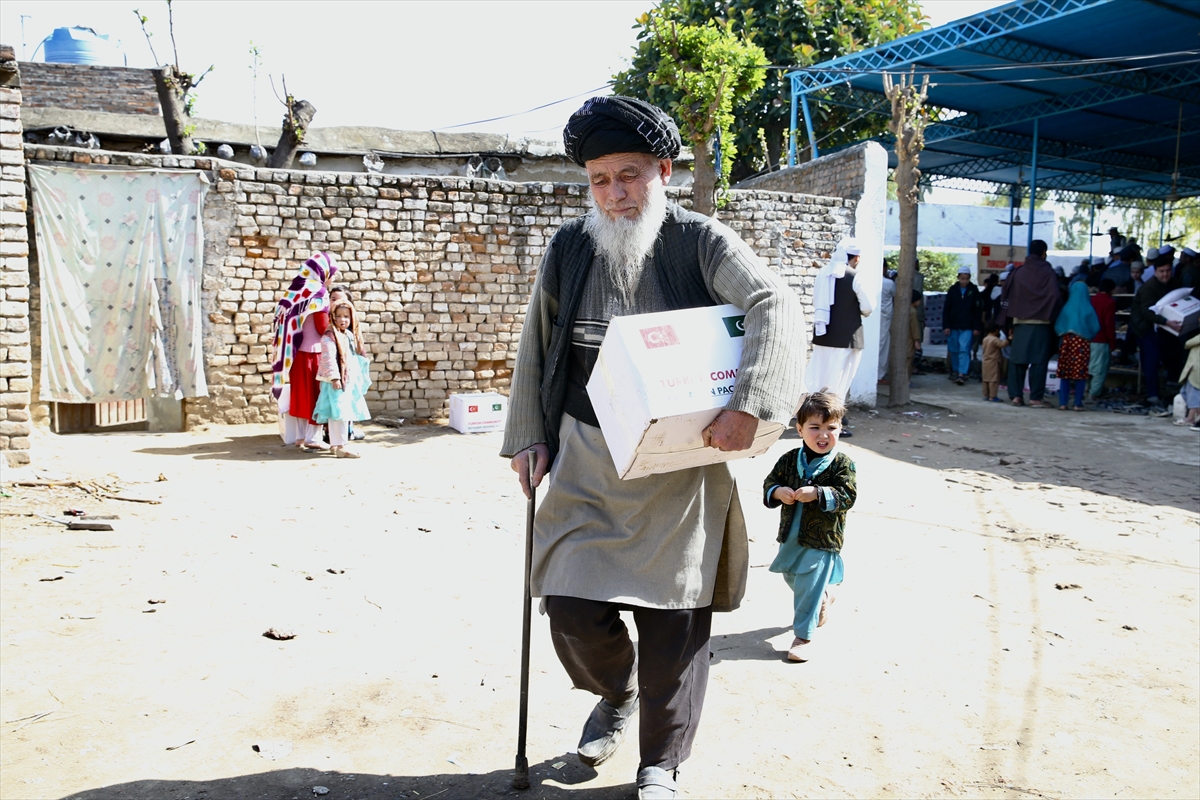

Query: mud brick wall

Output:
[737, 141, 875, 202]
[20, 147, 853, 427]
[19, 62, 161, 116]
[1, 74, 32, 466]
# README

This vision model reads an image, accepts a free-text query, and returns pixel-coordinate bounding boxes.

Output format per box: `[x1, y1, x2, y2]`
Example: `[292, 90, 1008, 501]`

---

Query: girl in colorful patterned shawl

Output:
[762, 392, 857, 663]
[271, 252, 338, 448]
[314, 300, 371, 458]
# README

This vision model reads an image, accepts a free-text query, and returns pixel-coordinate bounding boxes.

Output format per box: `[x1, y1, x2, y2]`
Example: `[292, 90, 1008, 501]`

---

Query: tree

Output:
[265, 77, 317, 169]
[246, 44, 317, 170]
[613, 0, 927, 181]
[134, 1, 213, 156]
[883, 69, 929, 406]
[640, 15, 767, 215]
[885, 249, 961, 292]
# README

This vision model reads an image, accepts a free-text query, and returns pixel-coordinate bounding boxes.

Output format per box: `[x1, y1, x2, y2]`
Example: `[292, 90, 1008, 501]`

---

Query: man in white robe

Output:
[804, 239, 875, 404]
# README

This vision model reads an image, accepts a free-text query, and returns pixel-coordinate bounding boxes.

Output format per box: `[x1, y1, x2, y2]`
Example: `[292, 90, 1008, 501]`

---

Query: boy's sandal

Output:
[1028, 400, 1049, 408]
[335, 448, 361, 459]
[1011, 398, 1025, 406]
[787, 637, 810, 663]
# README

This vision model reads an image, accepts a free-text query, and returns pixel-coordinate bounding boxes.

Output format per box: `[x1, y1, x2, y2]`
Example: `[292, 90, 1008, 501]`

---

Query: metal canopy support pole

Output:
[1027, 117, 1040, 250]
[789, 80, 799, 168]
[1088, 203, 1096, 259]
[800, 93, 818, 162]
[1009, 185, 1016, 250]
[1158, 200, 1168, 246]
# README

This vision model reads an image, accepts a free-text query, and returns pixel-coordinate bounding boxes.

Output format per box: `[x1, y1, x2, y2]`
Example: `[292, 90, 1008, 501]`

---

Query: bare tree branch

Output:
[132, 9, 160, 66]
[166, 0, 180, 70]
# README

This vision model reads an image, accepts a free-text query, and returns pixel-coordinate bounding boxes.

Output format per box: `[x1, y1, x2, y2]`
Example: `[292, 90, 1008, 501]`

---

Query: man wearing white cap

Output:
[805, 238, 875, 415]
[942, 265, 982, 385]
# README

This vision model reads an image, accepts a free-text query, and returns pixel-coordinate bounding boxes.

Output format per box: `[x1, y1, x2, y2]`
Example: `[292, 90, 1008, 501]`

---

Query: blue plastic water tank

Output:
[43, 27, 117, 65]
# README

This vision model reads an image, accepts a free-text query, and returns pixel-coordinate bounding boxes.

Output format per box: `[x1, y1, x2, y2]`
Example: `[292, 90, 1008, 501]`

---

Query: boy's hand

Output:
[796, 486, 819, 504]
[333, 380, 342, 390]
[771, 486, 796, 505]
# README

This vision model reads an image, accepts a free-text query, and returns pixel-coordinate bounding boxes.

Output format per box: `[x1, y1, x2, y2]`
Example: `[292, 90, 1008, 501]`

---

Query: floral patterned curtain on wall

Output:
[28, 164, 209, 402]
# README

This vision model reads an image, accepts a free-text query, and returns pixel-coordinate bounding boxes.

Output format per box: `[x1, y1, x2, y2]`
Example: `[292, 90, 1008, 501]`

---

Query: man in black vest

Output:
[500, 97, 805, 800]
[805, 239, 875, 429]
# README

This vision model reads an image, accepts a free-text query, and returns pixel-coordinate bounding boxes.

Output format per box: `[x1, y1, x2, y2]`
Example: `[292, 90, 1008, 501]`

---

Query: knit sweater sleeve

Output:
[697, 219, 807, 425]
[499, 253, 560, 459]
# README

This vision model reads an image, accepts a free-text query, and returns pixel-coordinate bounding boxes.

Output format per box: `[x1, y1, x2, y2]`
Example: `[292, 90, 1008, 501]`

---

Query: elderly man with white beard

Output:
[500, 97, 805, 800]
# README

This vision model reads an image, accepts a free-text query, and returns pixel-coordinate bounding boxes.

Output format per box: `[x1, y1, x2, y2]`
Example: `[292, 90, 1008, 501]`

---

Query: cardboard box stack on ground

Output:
[586, 304, 785, 480]
[449, 392, 507, 433]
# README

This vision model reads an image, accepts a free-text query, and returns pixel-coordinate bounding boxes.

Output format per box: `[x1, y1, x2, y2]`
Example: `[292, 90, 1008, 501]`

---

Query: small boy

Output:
[763, 392, 857, 662]
[981, 321, 1005, 402]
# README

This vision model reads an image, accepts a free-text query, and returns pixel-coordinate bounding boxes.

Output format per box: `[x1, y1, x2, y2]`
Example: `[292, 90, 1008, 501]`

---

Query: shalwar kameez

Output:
[500, 96, 806, 798]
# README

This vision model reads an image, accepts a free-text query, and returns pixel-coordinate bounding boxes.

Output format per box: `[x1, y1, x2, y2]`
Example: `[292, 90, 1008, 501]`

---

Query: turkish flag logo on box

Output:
[639, 325, 680, 349]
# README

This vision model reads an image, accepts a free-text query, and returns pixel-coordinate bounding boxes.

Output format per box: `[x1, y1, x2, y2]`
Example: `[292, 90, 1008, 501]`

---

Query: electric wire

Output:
[434, 83, 614, 131]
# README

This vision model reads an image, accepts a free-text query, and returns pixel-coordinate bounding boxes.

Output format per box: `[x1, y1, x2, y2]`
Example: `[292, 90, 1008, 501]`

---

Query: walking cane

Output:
[512, 449, 537, 790]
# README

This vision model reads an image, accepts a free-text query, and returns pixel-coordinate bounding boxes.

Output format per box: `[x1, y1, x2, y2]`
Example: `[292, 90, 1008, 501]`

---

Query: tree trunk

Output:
[888, 159, 919, 406]
[267, 99, 317, 169]
[691, 134, 716, 217]
[152, 66, 194, 156]
[759, 120, 787, 175]
[883, 70, 930, 407]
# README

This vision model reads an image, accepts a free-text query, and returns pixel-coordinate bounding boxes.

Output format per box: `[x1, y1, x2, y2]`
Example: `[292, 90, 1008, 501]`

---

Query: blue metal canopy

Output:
[786, 0, 1200, 205]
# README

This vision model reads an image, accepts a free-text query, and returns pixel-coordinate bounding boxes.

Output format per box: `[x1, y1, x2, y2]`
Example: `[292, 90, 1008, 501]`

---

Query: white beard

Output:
[583, 179, 668, 302]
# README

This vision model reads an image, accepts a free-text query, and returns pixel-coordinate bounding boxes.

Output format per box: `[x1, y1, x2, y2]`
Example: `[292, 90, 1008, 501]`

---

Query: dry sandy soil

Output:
[1, 376, 1197, 800]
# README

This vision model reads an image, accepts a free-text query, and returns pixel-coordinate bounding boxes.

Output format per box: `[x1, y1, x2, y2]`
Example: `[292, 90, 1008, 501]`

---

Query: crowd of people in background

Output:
[894, 235, 1199, 430]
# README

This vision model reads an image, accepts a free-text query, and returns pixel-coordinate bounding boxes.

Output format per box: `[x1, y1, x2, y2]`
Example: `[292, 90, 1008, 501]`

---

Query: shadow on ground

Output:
[61, 756, 634, 800]
[854, 380, 1199, 515]
[134, 423, 463, 462]
[709, 625, 791, 664]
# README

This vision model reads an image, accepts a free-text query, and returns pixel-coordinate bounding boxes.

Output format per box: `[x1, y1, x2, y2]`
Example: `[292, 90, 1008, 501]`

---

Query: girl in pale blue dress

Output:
[314, 300, 371, 458]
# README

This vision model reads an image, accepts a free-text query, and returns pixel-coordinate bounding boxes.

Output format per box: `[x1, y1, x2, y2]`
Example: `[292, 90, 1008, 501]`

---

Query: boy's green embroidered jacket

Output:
[762, 449, 857, 551]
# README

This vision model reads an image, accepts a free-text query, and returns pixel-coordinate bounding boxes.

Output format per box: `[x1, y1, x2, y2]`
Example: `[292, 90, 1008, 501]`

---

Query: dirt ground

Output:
[2, 374, 1197, 800]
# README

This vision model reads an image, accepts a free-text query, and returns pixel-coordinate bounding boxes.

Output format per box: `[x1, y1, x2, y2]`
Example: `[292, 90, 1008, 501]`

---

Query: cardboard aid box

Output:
[586, 304, 784, 480]
[1152, 288, 1200, 336]
[449, 392, 507, 433]
[1025, 358, 1060, 394]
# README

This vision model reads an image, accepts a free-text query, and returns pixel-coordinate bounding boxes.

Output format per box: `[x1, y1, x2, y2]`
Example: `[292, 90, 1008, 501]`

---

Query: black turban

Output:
[563, 96, 682, 167]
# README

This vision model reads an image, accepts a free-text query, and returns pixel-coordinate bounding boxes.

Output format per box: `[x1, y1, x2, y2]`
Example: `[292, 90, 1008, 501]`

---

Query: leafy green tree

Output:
[885, 249, 962, 292]
[640, 15, 767, 214]
[614, 0, 927, 182]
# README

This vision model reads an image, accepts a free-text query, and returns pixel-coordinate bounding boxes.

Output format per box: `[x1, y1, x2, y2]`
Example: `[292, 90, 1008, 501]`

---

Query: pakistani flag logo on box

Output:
[722, 315, 746, 337]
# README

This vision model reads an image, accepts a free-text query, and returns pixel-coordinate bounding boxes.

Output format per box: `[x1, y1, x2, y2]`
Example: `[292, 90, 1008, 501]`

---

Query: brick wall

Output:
[737, 142, 877, 201]
[1, 76, 31, 465]
[19, 62, 161, 116]
[21, 146, 854, 428]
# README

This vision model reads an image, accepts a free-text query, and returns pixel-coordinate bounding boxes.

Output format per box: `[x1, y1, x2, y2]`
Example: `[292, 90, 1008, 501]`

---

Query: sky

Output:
[2, 0, 1010, 140]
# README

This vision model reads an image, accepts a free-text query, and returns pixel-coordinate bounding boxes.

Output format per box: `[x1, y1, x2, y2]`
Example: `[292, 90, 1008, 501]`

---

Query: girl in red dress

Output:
[270, 252, 339, 448]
